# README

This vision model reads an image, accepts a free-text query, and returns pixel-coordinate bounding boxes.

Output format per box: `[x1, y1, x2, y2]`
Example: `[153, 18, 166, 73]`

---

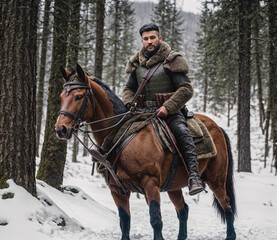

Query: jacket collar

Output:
[138, 41, 171, 68]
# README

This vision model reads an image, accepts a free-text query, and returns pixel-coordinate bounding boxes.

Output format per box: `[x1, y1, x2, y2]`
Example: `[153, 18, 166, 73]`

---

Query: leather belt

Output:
[145, 101, 158, 108]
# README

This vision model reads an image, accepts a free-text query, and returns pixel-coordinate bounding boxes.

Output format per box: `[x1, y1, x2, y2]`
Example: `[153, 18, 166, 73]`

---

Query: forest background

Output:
[0, 0, 276, 205]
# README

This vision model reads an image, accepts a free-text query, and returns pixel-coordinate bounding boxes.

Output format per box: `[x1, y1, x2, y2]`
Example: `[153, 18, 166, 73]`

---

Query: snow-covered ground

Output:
[0, 111, 276, 240]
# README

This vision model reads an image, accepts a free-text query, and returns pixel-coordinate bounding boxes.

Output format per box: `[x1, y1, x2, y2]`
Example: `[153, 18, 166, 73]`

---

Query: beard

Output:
[144, 42, 161, 58]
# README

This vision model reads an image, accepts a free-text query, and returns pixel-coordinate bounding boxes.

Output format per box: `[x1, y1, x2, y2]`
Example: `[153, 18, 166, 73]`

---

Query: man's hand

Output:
[157, 106, 169, 117]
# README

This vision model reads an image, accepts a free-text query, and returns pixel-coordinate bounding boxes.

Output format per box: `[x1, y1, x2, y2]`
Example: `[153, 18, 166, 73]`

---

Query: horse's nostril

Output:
[61, 125, 67, 135]
[56, 125, 68, 139]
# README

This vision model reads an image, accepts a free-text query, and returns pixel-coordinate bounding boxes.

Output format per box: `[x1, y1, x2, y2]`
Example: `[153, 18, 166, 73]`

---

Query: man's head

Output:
[139, 23, 162, 54]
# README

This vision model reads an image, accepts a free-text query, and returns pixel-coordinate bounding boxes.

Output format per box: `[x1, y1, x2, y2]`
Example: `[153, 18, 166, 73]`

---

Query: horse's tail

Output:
[213, 127, 237, 223]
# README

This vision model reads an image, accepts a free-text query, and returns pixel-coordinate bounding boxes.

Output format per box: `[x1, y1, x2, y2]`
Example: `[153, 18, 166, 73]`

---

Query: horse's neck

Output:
[88, 81, 115, 145]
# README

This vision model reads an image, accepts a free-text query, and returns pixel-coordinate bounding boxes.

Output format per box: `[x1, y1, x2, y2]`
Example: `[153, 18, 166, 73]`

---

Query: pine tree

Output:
[37, 0, 70, 189]
[152, 0, 183, 51]
[36, 0, 52, 157]
[81, 0, 92, 157]
[152, 0, 171, 40]
[67, 0, 81, 71]
[78, 0, 97, 71]
[237, 0, 252, 172]
[195, 2, 210, 113]
[252, 0, 265, 133]
[94, 0, 106, 80]
[0, 0, 39, 195]
[195, 0, 238, 119]
[265, 0, 277, 172]
[104, 0, 135, 93]
[168, 0, 183, 51]
[67, 0, 81, 163]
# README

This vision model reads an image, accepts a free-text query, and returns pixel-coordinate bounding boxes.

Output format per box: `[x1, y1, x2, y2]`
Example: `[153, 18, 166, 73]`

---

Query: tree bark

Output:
[112, 0, 119, 93]
[37, 0, 69, 189]
[0, 0, 39, 195]
[94, 0, 105, 79]
[237, 0, 252, 172]
[67, 0, 81, 70]
[36, 0, 52, 157]
[83, 2, 89, 157]
[67, 0, 81, 163]
[203, 53, 208, 113]
[253, 0, 265, 134]
[267, 0, 277, 173]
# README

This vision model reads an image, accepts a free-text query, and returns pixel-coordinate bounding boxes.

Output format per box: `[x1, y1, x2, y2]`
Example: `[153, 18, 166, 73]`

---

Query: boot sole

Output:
[189, 186, 204, 196]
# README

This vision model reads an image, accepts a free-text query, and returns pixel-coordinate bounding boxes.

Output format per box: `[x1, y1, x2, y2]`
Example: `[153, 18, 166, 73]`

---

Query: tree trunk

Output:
[67, 0, 81, 70]
[203, 53, 208, 113]
[36, 0, 52, 157]
[264, 0, 276, 167]
[94, 0, 105, 79]
[267, 0, 277, 173]
[253, 0, 265, 134]
[67, 0, 81, 163]
[112, 0, 119, 93]
[83, 2, 89, 157]
[0, 0, 39, 195]
[72, 135, 78, 163]
[237, 0, 252, 172]
[36, 0, 69, 189]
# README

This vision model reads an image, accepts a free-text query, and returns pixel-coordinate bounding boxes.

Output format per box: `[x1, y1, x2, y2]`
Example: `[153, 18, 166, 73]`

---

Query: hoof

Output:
[225, 236, 236, 240]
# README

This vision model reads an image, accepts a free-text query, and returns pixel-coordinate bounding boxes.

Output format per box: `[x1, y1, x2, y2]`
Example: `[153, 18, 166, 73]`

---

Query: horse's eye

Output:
[75, 95, 83, 101]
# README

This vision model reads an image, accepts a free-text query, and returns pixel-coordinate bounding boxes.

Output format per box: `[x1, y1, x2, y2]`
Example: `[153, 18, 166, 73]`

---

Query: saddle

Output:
[100, 112, 217, 160]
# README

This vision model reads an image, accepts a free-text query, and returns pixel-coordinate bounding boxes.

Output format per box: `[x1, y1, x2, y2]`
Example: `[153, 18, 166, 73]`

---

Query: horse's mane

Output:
[92, 77, 128, 115]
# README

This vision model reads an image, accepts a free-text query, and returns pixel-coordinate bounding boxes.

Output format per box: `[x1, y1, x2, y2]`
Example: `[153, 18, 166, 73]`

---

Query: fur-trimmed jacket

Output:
[122, 41, 193, 114]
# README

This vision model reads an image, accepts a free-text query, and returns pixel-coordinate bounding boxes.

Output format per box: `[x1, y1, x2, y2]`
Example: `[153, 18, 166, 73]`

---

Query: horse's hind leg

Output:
[208, 184, 236, 240]
[168, 190, 189, 240]
[143, 177, 164, 240]
[111, 190, 131, 240]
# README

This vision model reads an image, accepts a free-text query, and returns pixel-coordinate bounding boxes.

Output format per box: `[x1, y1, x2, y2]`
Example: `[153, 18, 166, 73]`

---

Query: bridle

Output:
[59, 81, 95, 129]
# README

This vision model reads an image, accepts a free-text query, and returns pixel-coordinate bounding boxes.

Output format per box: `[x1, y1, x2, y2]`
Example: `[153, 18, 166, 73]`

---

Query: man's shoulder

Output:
[163, 51, 189, 74]
[125, 51, 140, 74]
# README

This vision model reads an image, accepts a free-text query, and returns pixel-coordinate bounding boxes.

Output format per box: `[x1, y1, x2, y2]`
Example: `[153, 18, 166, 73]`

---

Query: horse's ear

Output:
[60, 64, 71, 82]
[76, 63, 88, 84]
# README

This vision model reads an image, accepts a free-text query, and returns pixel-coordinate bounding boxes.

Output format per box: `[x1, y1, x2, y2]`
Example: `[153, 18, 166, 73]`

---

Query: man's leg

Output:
[165, 112, 204, 195]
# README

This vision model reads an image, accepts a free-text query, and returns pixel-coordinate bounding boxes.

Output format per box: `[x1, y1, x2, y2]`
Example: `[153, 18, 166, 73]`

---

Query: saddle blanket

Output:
[100, 112, 217, 160]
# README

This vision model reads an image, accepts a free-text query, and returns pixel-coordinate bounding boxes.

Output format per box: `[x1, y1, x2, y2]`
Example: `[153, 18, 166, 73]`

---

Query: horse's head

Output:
[54, 64, 94, 140]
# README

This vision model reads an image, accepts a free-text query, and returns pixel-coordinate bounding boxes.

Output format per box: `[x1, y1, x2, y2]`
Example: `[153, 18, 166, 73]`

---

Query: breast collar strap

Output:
[59, 81, 95, 128]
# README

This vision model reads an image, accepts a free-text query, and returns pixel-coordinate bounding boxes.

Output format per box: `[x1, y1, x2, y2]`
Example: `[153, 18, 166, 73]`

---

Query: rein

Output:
[80, 111, 131, 133]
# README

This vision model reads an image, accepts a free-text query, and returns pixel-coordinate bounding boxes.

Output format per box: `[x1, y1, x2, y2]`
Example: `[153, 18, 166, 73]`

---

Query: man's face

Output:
[141, 30, 162, 53]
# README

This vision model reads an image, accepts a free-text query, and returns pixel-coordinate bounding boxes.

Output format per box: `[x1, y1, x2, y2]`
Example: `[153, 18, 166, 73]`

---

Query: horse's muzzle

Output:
[55, 125, 72, 140]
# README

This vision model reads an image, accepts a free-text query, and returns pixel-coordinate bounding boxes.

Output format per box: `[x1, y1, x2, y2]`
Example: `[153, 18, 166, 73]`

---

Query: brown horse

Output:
[55, 64, 236, 240]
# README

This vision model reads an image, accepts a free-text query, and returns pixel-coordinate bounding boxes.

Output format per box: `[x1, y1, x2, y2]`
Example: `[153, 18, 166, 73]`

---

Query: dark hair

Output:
[139, 23, 160, 36]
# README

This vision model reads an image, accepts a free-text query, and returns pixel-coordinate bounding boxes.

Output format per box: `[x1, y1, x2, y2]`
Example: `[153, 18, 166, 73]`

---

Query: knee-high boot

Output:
[176, 123, 204, 195]
[166, 113, 204, 195]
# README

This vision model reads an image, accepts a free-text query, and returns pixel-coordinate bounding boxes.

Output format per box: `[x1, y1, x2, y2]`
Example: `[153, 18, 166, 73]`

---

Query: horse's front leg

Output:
[143, 176, 164, 240]
[110, 190, 131, 240]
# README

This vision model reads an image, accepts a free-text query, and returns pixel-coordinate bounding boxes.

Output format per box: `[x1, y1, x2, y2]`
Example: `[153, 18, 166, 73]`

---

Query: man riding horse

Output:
[122, 23, 204, 196]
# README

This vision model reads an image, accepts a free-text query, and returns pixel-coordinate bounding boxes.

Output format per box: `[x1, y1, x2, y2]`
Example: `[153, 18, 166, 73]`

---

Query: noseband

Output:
[59, 81, 95, 128]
